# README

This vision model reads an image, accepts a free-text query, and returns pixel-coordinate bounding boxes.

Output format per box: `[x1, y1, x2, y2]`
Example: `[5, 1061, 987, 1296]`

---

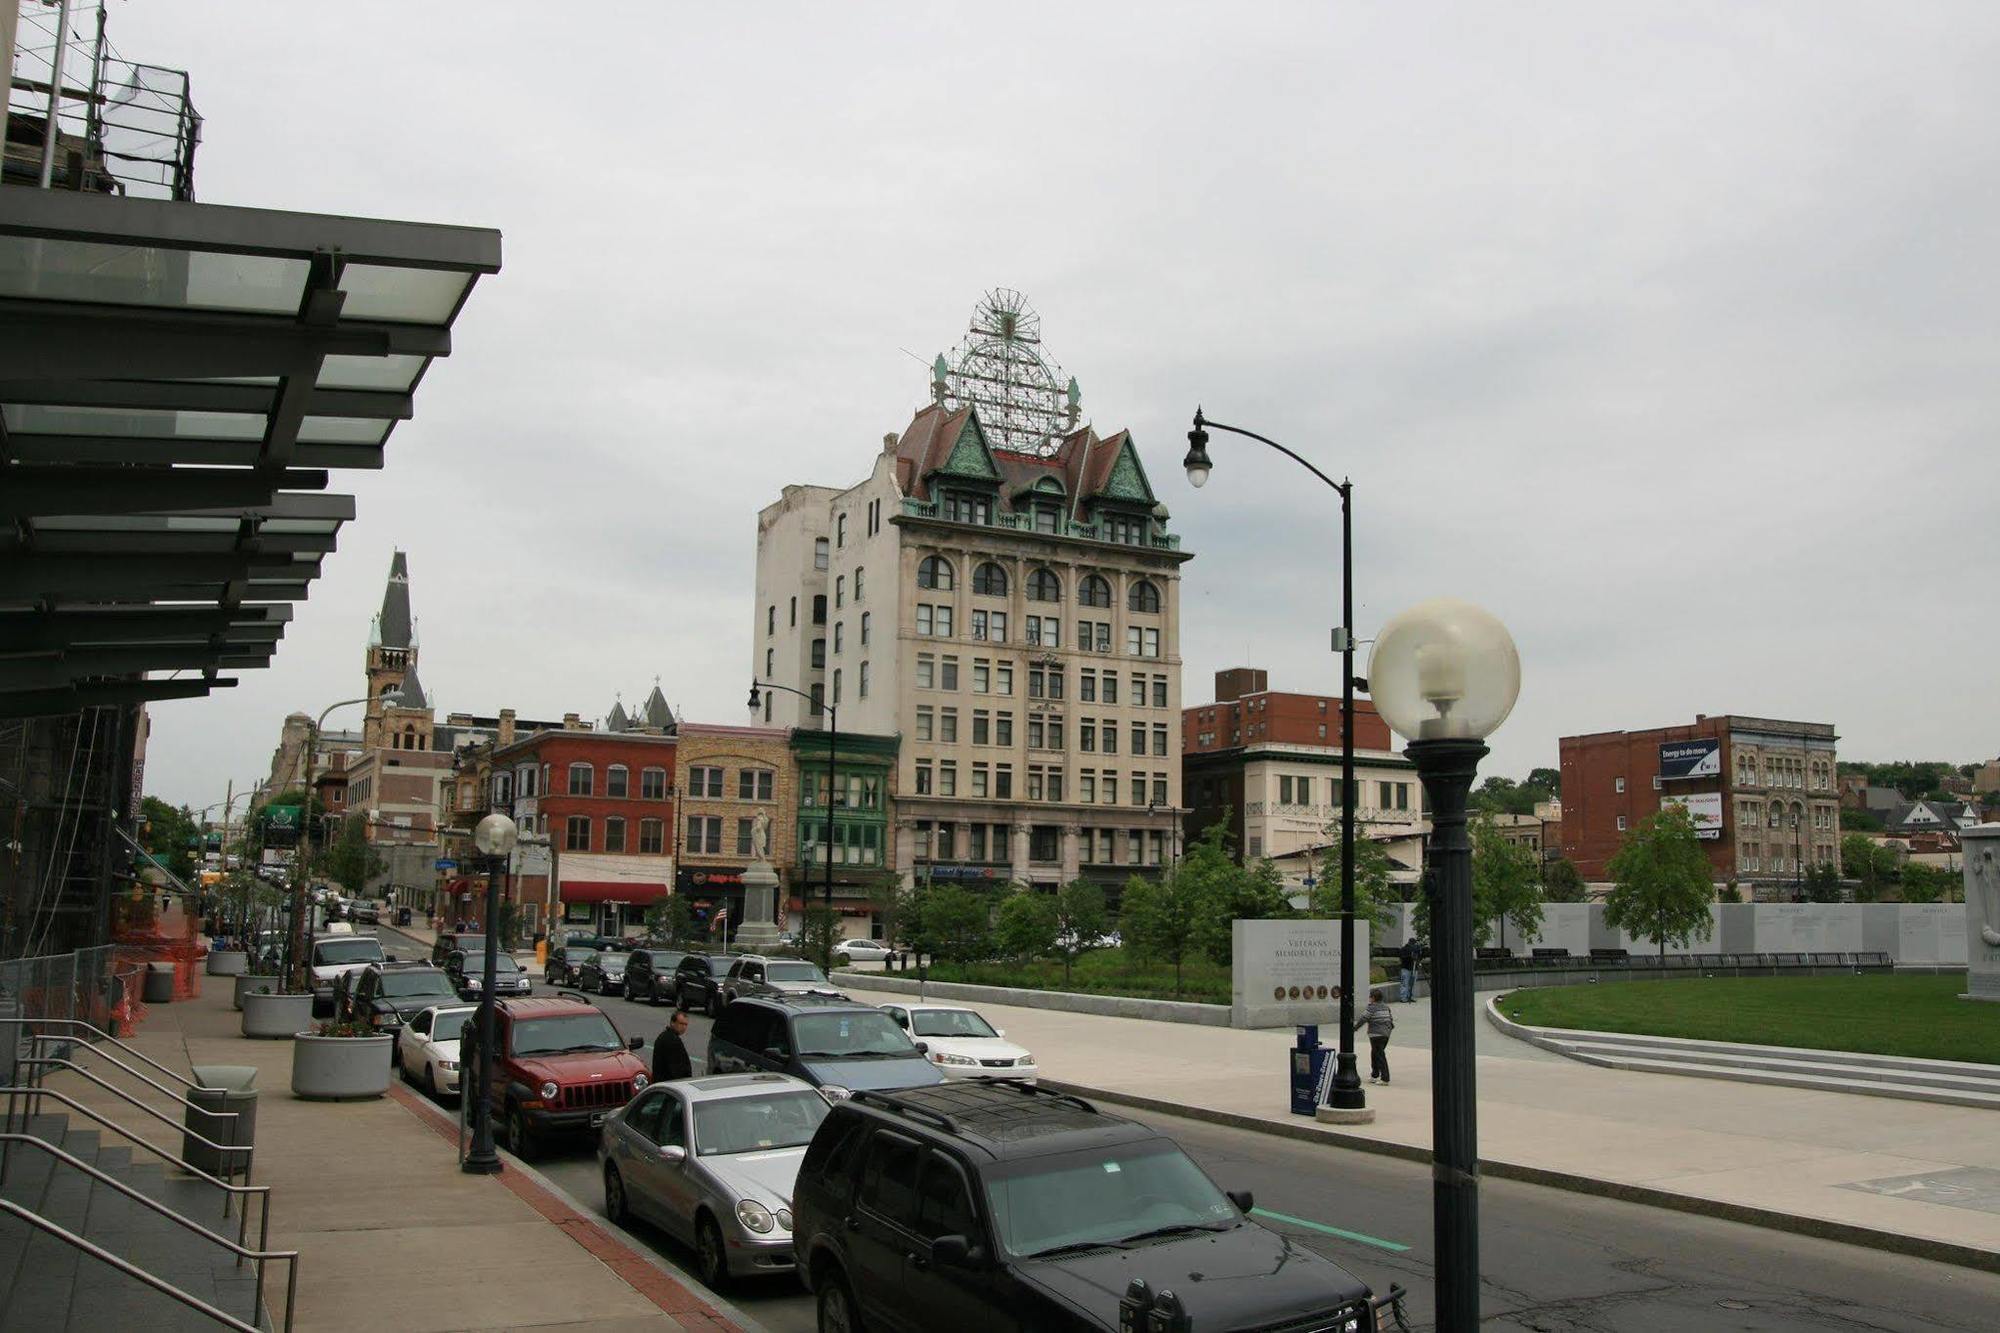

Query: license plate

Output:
[589, 1112, 606, 1127]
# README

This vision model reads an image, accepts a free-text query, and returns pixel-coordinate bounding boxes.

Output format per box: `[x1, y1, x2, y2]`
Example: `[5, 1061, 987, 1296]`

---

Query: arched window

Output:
[1128, 580, 1161, 614]
[1079, 574, 1112, 608]
[917, 555, 955, 590]
[606, 765, 629, 798]
[1026, 568, 1063, 603]
[568, 763, 594, 797]
[972, 562, 1009, 597]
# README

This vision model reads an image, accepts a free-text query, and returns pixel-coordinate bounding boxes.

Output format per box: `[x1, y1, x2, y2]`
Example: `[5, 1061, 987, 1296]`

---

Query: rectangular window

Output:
[1126, 627, 1160, 657]
[814, 537, 829, 570]
[813, 594, 827, 625]
[859, 661, 870, 698]
[811, 638, 826, 669]
[1101, 673, 1118, 705]
[994, 765, 1013, 798]
[995, 663, 1013, 695]
[1048, 719, 1065, 750]
[832, 668, 842, 704]
[1080, 772, 1096, 803]
[790, 596, 797, 628]
[604, 818, 627, 853]
[1149, 830, 1165, 865]
[1027, 767, 1043, 801]
[1127, 830, 1143, 865]
[1028, 717, 1045, 750]
[995, 712, 1013, 746]
[640, 767, 666, 800]
[916, 707, 934, 741]
[767, 605, 776, 636]
[606, 766, 629, 798]
[567, 764, 593, 796]
[686, 766, 720, 797]
[1153, 724, 1168, 756]
[1031, 825, 1061, 860]
[1130, 673, 1146, 703]
[1048, 770, 1065, 802]
[1104, 774, 1118, 805]
[972, 660, 990, 693]
[836, 575, 845, 607]
[1131, 722, 1147, 756]
[1297, 776, 1311, 805]
[639, 819, 664, 854]
[565, 816, 590, 851]
[1617, 815, 1628, 831]
[969, 823, 987, 859]
[1615, 776, 1626, 793]
[1097, 828, 1115, 863]
[834, 622, 844, 654]
[917, 654, 935, 689]
[1280, 775, 1294, 804]
[939, 708, 959, 743]
[1080, 720, 1096, 752]
[941, 656, 960, 690]
[1079, 671, 1096, 702]
[737, 769, 774, 801]
[915, 762, 933, 795]
[935, 824, 955, 860]
[1153, 775, 1168, 806]
[1102, 722, 1118, 755]
[1152, 676, 1168, 708]
[1131, 773, 1148, 807]
[973, 710, 990, 745]
[1396, 783, 1409, 811]
[972, 764, 989, 797]
[733, 818, 752, 856]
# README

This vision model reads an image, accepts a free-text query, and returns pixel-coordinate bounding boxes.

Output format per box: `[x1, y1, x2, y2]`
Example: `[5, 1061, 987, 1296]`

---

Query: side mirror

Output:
[1227, 1189, 1254, 1214]
[627, 1035, 644, 1050]
[930, 1234, 978, 1268]
[660, 1144, 687, 1166]
[914, 1041, 929, 1055]
[996, 1029, 1006, 1038]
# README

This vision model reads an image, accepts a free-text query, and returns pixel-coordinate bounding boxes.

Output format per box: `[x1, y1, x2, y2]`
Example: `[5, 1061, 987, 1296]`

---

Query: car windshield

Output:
[452, 935, 488, 954]
[597, 954, 626, 970]
[313, 939, 384, 965]
[693, 1091, 829, 1156]
[428, 1009, 478, 1044]
[984, 1141, 1239, 1258]
[765, 963, 826, 983]
[911, 1009, 999, 1039]
[511, 1013, 624, 1056]
[490, 955, 521, 975]
[792, 1011, 916, 1058]
[567, 948, 600, 962]
[381, 971, 458, 999]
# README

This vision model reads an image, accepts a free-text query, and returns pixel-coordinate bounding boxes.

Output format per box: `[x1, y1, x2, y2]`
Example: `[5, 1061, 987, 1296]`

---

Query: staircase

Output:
[1487, 999, 2000, 1111]
[0, 1110, 276, 1330]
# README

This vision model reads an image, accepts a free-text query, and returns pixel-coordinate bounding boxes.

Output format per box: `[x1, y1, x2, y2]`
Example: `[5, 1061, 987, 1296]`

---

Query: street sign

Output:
[435, 858, 458, 871]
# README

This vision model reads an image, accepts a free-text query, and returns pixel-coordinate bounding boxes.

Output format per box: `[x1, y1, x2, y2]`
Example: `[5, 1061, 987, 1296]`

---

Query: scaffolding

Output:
[935, 289, 1084, 458]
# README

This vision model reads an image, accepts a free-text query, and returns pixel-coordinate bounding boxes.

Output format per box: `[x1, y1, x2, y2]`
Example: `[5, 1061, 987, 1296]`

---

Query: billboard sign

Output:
[1662, 792, 1723, 840]
[1658, 739, 1721, 780]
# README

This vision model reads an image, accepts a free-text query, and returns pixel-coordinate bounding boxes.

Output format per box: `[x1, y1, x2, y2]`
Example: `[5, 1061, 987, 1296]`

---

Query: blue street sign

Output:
[434, 858, 458, 871]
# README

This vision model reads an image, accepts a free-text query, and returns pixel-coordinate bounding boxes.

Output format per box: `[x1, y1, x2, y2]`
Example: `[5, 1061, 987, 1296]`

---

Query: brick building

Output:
[673, 723, 797, 939]
[1182, 667, 1421, 871]
[1559, 714, 1839, 894]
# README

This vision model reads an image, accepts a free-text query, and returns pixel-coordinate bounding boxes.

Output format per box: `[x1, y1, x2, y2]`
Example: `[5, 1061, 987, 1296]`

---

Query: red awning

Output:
[559, 880, 670, 906]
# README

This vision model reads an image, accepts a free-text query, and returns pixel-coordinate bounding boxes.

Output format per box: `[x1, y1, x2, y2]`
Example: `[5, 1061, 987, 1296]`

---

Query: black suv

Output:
[621, 947, 688, 1004]
[337, 963, 461, 1037]
[794, 1082, 1387, 1333]
[707, 994, 944, 1095]
[670, 952, 739, 1015]
[431, 931, 486, 966]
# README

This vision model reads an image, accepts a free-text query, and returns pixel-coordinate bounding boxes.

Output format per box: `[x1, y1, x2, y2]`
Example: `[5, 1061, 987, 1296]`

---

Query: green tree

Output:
[993, 890, 1060, 963]
[644, 893, 695, 945]
[1199, 852, 1292, 964]
[1899, 862, 1958, 904]
[1542, 857, 1588, 903]
[322, 815, 383, 897]
[1051, 879, 1110, 986]
[1306, 822, 1401, 931]
[867, 875, 911, 954]
[1803, 861, 1844, 903]
[1472, 815, 1545, 949]
[910, 885, 992, 964]
[1119, 866, 1210, 998]
[1840, 807, 1884, 833]
[1603, 803, 1715, 959]
[1526, 767, 1562, 797]
[1840, 832, 1897, 903]
[139, 796, 201, 885]
[796, 904, 841, 964]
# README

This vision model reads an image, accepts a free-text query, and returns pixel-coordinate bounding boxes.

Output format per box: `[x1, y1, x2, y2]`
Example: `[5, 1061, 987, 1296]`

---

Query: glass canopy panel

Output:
[255, 519, 343, 535]
[296, 416, 392, 445]
[1, 404, 266, 439]
[0, 237, 308, 313]
[315, 354, 426, 392]
[336, 265, 470, 323]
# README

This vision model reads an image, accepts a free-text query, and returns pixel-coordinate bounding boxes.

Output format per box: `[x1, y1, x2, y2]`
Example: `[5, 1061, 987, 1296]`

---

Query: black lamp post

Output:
[1368, 597, 1521, 1331]
[289, 690, 395, 992]
[750, 681, 837, 970]
[1184, 408, 1368, 1117]
[463, 810, 518, 1175]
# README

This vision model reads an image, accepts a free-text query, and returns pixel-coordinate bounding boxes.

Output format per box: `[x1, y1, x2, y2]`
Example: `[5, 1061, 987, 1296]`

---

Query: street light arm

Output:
[749, 679, 835, 723]
[1193, 412, 1350, 497]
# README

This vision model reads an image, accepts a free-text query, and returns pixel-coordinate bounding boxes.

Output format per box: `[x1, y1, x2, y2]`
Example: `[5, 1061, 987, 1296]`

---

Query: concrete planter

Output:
[239, 991, 313, 1039]
[290, 1033, 393, 1100]
[232, 973, 281, 1010]
[205, 950, 249, 977]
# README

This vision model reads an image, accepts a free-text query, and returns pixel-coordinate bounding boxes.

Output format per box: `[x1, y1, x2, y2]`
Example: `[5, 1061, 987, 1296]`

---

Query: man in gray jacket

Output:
[1351, 987, 1396, 1084]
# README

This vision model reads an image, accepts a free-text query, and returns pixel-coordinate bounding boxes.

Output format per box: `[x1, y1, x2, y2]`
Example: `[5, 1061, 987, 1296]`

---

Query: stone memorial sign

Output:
[1964, 824, 2000, 1001]
[1231, 918, 1369, 1029]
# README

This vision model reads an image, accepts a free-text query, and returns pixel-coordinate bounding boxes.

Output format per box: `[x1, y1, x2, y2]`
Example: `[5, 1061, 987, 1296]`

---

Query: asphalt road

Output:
[382, 941, 2000, 1332]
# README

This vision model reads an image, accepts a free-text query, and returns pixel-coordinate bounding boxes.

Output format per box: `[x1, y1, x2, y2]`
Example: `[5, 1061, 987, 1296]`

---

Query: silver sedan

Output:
[597, 1072, 828, 1290]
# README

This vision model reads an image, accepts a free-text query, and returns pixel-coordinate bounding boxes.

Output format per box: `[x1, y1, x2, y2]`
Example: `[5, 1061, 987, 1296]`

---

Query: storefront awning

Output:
[560, 880, 670, 906]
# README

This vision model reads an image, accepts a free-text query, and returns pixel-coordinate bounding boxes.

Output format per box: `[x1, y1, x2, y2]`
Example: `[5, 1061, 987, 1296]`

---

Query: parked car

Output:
[396, 1003, 480, 1100]
[623, 948, 689, 1005]
[794, 1081, 1388, 1333]
[308, 933, 388, 1016]
[338, 962, 462, 1038]
[877, 1002, 1038, 1082]
[720, 956, 844, 1007]
[706, 995, 944, 1098]
[576, 945, 633, 997]
[544, 943, 599, 988]
[671, 953, 740, 1016]
[599, 1072, 829, 1290]
[431, 931, 488, 966]
[352, 900, 381, 925]
[463, 995, 649, 1160]
[832, 938, 893, 964]
[446, 949, 533, 1000]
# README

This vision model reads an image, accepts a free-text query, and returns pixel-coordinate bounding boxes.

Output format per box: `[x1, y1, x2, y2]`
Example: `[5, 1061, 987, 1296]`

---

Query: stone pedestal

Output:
[1962, 824, 2000, 1002]
[735, 859, 784, 952]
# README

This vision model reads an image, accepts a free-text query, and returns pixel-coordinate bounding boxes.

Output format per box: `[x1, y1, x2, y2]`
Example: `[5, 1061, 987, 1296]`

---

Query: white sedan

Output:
[834, 938, 894, 963]
[396, 1003, 480, 1100]
[877, 1002, 1037, 1081]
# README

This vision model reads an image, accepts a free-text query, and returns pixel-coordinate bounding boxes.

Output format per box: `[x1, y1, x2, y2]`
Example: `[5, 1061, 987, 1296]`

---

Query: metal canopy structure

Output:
[0, 187, 501, 716]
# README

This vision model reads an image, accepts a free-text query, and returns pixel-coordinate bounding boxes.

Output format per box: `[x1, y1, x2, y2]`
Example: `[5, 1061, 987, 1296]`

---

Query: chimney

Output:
[498, 708, 516, 746]
[562, 712, 582, 730]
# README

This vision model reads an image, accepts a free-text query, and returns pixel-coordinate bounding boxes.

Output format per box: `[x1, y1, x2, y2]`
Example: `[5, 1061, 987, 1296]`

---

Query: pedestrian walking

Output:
[1351, 987, 1395, 1084]
[652, 1010, 693, 1083]
[1398, 936, 1421, 1003]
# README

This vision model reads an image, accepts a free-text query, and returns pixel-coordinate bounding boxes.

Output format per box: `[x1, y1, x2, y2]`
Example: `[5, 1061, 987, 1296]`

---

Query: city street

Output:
[414, 950, 2000, 1333]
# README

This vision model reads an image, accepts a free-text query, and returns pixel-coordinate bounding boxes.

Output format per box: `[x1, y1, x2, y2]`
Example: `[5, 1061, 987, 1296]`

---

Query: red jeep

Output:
[471, 996, 649, 1159]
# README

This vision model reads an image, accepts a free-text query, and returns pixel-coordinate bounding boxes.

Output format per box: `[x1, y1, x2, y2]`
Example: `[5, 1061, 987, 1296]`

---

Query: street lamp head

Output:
[1183, 410, 1213, 489]
[1368, 598, 1520, 743]
[472, 811, 518, 858]
[746, 684, 762, 712]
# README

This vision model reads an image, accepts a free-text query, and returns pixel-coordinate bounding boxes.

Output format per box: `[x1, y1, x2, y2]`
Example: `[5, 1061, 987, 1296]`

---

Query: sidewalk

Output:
[56, 970, 751, 1332]
[844, 980, 2000, 1270]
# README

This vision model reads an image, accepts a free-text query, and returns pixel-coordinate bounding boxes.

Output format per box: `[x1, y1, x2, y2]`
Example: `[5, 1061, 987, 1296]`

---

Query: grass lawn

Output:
[915, 948, 1389, 1006]
[1501, 973, 1994, 1066]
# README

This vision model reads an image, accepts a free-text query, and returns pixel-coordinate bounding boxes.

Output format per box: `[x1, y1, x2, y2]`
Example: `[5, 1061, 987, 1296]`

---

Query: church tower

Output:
[363, 551, 434, 752]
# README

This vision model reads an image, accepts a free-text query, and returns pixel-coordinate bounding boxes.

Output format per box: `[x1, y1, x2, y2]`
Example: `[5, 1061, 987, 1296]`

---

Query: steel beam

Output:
[0, 676, 236, 718]
[0, 466, 329, 518]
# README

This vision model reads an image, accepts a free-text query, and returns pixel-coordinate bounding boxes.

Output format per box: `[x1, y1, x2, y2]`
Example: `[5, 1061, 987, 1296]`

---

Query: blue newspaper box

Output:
[1290, 1024, 1331, 1116]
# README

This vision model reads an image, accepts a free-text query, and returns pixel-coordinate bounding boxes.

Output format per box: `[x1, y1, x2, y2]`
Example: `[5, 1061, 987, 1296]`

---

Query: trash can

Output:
[397, 906, 413, 927]
[183, 1064, 258, 1176]
[1289, 1024, 1332, 1117]
[143, 961, 177, 1005]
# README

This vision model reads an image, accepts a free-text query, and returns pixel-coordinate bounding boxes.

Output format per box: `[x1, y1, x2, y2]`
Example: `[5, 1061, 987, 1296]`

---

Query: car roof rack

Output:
[850, 1089, 960, 1133]
[1002, 1080, 1097, 1115]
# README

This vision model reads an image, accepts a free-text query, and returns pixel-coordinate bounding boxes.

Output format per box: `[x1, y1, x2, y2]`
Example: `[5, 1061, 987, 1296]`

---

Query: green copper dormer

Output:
[931, 410, 1000, 484]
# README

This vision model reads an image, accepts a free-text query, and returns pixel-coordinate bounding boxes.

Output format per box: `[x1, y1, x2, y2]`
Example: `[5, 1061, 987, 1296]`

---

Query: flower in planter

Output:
[310, 1018, 378, 1039]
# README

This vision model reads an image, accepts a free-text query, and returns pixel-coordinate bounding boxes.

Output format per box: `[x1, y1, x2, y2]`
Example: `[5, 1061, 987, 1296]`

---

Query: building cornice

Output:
[893, 512, 1195, 567]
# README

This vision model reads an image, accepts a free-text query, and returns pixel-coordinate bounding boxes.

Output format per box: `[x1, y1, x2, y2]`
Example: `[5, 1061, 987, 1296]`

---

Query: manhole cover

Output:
[1718, 1299, 1752, 1311]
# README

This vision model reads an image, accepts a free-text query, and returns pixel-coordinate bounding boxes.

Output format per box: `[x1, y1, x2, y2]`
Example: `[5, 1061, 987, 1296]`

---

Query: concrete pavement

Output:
[835, 973, 2000, 1271]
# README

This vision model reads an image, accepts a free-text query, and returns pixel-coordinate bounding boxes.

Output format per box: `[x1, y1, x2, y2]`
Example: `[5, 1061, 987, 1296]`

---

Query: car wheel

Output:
[506, 1109, 538, 1161]
[817, 1271, 862, 1333]
[603, 1164, 629, 1227]
[695, 1214, 730, 1291]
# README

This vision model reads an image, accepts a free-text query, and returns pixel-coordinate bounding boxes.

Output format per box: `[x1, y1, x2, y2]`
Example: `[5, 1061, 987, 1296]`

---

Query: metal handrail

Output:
[0, 1198, 263, 1333]
[0, 1016, 218, 1093]
[27, 1034, 234, 1135]
[18, 1058, 245, 1188]
[0, 1133, 298, 1332]
[0, 1081, 265, 1250]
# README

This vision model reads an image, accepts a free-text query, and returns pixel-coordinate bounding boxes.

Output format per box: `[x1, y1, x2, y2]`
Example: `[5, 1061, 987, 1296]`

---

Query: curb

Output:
[1038, 1078, 2000, 1277]
[388, 1079, 769, 1332]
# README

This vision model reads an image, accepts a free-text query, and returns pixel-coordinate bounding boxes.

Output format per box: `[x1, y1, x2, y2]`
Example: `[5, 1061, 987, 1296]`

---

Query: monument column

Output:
[1964, 823, 2000, 1002]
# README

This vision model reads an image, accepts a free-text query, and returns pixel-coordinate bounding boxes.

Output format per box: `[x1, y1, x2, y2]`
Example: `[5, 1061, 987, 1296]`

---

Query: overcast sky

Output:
[111, 2, 1999, 811]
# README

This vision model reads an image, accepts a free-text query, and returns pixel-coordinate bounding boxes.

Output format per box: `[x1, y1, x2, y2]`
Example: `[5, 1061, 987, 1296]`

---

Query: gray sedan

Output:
[597, 1072, 827, 1290]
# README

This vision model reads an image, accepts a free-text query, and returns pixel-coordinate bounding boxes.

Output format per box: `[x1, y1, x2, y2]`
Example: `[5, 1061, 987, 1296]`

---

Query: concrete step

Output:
[1531, 1026, 2000, 1082]
[1554, 1039, 2000, 1095]
[1562, 1051, 2000, 1111]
